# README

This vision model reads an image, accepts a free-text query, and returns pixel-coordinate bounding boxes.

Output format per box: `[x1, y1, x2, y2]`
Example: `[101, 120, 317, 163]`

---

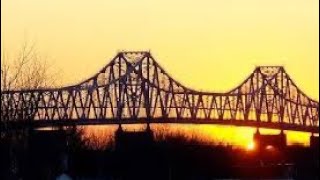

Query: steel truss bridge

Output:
[1, 51, 319, 133]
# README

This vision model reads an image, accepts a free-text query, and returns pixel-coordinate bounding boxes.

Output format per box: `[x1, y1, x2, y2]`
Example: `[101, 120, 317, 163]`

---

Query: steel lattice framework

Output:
[1, 51, 319, 133]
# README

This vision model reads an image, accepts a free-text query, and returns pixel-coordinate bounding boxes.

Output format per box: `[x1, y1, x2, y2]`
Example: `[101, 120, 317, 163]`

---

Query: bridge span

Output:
[1, 51, 319, 133]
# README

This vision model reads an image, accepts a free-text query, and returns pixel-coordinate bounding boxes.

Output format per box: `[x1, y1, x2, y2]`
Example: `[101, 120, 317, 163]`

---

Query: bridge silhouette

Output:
[1, 51, 319, 133]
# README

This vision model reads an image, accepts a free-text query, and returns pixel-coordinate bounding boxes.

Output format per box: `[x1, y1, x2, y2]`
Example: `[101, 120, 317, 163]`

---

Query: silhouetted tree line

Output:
[1, 127, 318, 179]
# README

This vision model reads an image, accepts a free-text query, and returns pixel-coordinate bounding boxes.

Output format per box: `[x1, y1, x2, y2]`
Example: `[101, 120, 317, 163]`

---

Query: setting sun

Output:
[247, 141, 256, 151]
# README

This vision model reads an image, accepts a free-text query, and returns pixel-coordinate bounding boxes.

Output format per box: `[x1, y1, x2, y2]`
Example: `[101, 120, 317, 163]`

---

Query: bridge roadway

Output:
[1, 118, 318, 133]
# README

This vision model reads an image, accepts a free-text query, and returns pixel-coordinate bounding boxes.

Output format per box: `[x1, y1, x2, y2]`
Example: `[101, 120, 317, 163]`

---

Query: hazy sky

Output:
[1, 0, 319, 100]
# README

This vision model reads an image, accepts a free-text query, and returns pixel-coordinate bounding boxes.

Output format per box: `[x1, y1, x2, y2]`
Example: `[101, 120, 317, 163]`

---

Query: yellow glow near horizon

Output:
[247, 141, 255, 151]
[81, 125, 314, 148]
[1, 0, 318, 145]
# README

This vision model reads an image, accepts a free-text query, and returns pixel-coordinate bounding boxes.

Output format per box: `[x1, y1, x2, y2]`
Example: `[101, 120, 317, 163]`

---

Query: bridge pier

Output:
[253, 129, 287, 164]
[253, 129, 287, 151]
[115, 124, 154, 150]
[310, 134, 319, 149]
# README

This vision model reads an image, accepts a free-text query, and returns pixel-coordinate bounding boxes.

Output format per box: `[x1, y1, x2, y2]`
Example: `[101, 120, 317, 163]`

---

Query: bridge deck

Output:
[1, 118, 318, 133]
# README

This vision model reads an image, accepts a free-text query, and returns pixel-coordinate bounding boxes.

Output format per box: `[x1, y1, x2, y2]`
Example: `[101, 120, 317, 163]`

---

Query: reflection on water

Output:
[80, 124, 312, 149]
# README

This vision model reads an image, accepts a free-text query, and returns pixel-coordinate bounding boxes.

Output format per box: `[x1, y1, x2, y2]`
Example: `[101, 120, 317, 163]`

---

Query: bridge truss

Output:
[1, 51, 319, 133]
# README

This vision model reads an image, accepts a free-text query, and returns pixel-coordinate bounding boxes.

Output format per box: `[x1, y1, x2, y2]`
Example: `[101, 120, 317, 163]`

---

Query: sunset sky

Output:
[1, 0, 318, 146]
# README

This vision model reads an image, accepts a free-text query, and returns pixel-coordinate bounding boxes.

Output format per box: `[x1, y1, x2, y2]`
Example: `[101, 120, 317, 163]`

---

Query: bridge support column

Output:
[115, 125, 123, 138]
[310, 134, 319, 149]
[253, 129, 287, 164]
[253, 129, 287, 151]
[118, 124, 123, 131]
[115, 125, 154, 151]
[146, 123, 151, 132]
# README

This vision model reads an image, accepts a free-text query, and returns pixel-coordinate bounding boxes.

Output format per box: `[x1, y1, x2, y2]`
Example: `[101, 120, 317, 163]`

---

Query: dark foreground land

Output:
[0, 129, 319, 180]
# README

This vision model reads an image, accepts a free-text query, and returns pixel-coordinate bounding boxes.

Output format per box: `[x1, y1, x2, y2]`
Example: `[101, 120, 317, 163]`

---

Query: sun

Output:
[246, 141, 255, 151]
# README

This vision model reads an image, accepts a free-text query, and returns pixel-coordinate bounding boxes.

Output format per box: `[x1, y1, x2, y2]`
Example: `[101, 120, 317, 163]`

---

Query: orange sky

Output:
[1, 0, 318, 147]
